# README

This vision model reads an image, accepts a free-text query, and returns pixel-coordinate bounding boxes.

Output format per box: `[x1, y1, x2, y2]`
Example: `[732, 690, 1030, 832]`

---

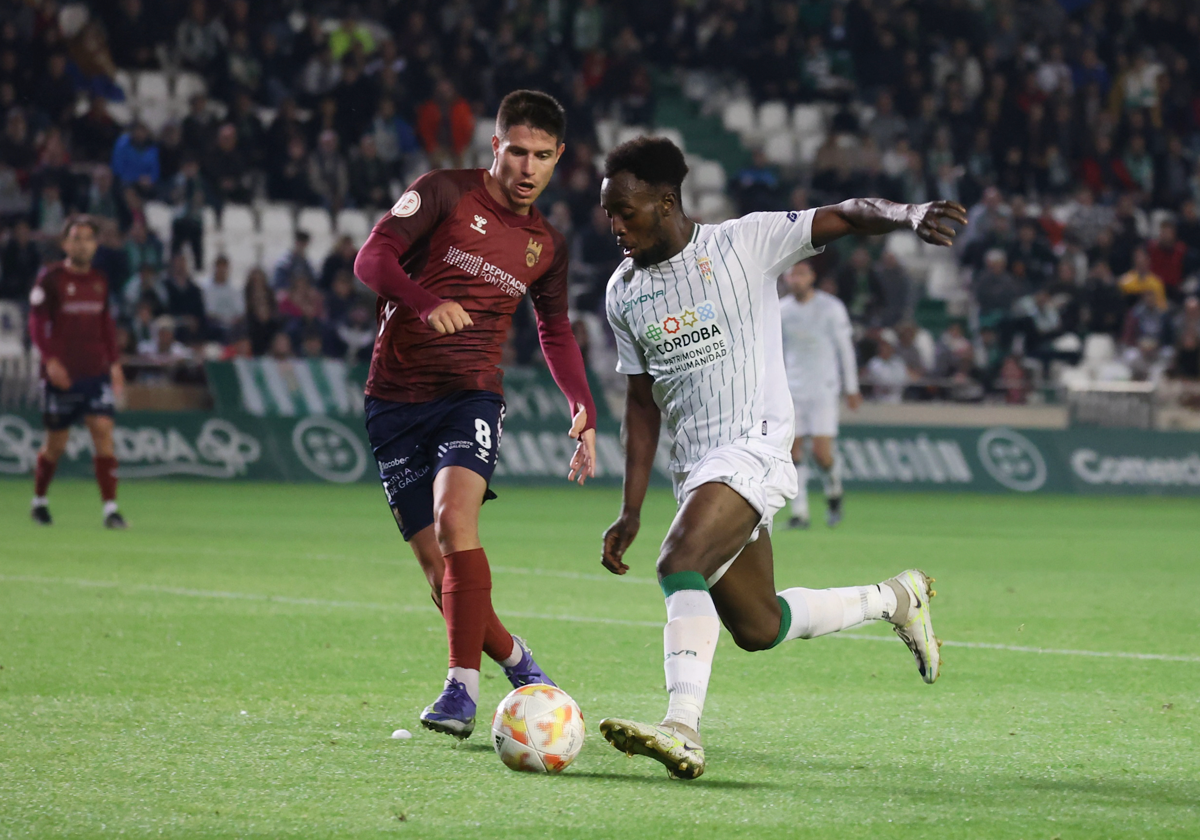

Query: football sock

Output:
[660, 571, 720, 732]
[442, 548, 492, 681]
[772, 583, 898, 644]
[430, 590, 516, 665]
[94, 456, 118, 502]
[445, 667, 480, 704]
[791, 461, 810, 519]
[818, 452, 844, 499]
[34, 453, 58, 498]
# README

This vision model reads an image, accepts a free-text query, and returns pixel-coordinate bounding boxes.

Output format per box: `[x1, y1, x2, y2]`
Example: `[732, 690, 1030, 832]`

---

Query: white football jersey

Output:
[778, 290, 859, 398]
[605, 210, 824, 471]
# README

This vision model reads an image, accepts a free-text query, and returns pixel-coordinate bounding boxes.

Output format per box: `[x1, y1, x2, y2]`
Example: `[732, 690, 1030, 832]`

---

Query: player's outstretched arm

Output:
[533, 309, 598, 484]
[811, 199, 968, 249]
[602, 373, 659, 575]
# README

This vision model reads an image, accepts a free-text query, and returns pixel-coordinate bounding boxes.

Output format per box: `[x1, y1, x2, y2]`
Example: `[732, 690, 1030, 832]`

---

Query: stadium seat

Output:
[615, 125, 648, 148]
[691, 159, 726, 191]
[758, 101, 789, 134]
[220, 204, 255, 233]
[0, 300, 24, 356]
[594, 119, 617, 152]
[113, 69, 135, 99]
[296, 207, 333, 239]
[721, 98, 755, 137]
[135, 70, 169, 101]
[696, 192, 733, 223]
[134, 102, 171, 132]
[173, 72, 207, 100]
[144, 201, 174, 245]
[797, 132, 825, 165]
[259, 203, 294, 238]
[791, 104, 825, 137]
[762, 133, 796, 166]
[335, 209, 371, 243]
[1149, 208, 1174, 238]
[201, 206, 218, 235]
[1082, 333, 1116, 366]
[107, 101, 133, 127]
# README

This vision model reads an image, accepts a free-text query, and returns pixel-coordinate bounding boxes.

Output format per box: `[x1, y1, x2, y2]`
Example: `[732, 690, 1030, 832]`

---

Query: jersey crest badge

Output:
[471, 214, 488, 235]
[525, 238, 543, 267]
[697, 255, 714, 283]
[390, 190, 421, 217]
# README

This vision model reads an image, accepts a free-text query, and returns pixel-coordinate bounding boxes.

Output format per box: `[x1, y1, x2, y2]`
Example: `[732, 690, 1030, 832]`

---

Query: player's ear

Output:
[659, 189, 677, 217]
[555, 142, 565, 162]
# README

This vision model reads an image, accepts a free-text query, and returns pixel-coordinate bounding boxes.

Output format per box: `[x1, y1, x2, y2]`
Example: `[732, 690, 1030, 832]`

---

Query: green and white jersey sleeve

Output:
[603, 210, 824, 472]
[779, 290, 859, 398]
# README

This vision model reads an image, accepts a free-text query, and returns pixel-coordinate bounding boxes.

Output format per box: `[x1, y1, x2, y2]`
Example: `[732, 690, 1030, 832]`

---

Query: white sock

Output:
[791, 462, 810, 518]
[818, 452, 843, 498]
[32, 496, 47, 508]
[662, 587, 720, 732]
[103, 500, 119, 517]
[446, 667, 480, 703]
[777, 584, 897, 642]
[498, 636, 523, 669]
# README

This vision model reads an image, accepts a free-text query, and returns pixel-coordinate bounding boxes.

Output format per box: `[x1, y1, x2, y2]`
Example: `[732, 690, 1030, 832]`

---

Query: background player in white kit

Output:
[596, 137, 967, 780]
[778, 261, 860, 529]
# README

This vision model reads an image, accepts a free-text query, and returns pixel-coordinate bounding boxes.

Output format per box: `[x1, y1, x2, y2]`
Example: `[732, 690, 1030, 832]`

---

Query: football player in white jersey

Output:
[778, 261, 860, 529]
[596, 137, 967, 780]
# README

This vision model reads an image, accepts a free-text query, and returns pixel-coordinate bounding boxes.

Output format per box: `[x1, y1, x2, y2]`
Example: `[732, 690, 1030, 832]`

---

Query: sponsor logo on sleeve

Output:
[390, 191, 421, 218]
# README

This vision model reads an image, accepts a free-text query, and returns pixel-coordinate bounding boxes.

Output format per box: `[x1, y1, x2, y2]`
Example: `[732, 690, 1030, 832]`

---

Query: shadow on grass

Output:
[561, 770, 788, 790]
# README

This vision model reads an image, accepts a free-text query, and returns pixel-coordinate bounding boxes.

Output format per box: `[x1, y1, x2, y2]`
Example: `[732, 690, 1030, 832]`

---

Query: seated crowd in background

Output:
[0, 0, 1197, 402]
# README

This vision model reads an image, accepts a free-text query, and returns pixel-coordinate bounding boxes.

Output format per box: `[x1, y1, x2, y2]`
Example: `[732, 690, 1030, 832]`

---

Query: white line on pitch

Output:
[4, 573, 1199, 663]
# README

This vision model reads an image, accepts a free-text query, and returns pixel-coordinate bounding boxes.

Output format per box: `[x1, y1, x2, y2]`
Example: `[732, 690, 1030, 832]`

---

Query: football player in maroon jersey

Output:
[28, 216, 127, 529]
[353, 90, 597, 739]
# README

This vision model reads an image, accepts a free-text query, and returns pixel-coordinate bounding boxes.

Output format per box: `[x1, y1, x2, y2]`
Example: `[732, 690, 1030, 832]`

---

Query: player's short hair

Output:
[604, 137, 689, 193]
[62, 214, 98, 238]
[496, 90, 566, 144]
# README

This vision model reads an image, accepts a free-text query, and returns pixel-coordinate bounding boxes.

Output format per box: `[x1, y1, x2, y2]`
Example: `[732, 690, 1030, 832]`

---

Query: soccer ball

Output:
[491, 684, 585, 773]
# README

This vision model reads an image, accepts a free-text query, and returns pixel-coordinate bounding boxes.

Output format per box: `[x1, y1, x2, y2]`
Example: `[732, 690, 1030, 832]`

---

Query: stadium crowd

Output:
[0, 0, 1197, 402]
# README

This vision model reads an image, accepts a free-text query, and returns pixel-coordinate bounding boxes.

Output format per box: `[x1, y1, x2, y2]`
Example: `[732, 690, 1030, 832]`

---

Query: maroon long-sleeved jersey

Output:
[28, 262, 119, 380]
[364, 169, 575, 403]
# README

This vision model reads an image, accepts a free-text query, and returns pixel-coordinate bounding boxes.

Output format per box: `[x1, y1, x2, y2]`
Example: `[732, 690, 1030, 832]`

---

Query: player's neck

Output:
[795, 289, 815, 303]
[64, 259, 91, 274]
[483, 168, 532, 216]
[637, 217, 695, 268]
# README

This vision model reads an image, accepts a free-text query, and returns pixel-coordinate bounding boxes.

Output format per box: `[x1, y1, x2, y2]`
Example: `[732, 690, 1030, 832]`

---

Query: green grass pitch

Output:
[1, 479, 1198, 839]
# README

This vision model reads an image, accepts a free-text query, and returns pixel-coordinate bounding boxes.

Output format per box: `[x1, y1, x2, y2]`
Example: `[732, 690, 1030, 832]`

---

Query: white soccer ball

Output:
[491, 684, 585, 773]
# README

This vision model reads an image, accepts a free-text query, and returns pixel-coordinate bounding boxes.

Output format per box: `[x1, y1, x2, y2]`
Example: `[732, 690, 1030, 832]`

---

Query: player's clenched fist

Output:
[45, 357, 72, 390]
[426, 300, 474, 335]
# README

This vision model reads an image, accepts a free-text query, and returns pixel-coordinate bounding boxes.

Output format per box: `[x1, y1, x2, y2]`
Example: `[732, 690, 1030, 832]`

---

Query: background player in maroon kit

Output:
[28, 216, 127, 529]
[353, 90, 596, 738]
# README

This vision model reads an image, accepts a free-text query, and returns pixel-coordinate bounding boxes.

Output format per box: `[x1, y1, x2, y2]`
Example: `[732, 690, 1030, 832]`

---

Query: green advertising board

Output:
[3, 409, 1200, 495]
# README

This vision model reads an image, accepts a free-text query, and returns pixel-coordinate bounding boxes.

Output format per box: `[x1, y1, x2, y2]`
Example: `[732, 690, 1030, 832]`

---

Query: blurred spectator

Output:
[201, 255, 244, 339]
[106, 0, 157, 70]
[175, 0, 228, 76]
[181, 94, 218, 157]
[733, 150, 783, 215]
[1174, 297, 1200, 380]
[1124, 337, 1169, 385]
[325, 268, 360, 326]
[0, 220, 40, 303]
[417, 79, 474, 169]
[163, 252, 207, 342]
[272, 231, 315, 291]
[244, 267, 280, 355]
[268, 136, 317, 204]
[1147, 220, 1187, 300]
[1, 109, 35, 178]
[204, 124, 252, 207]
[110, 122, 160, 195]
[872, 252, 912, 327]
[894, 322, 929, 378]
[37, 52, 77, 128]
[1007, 220, 1056, 289]
[319, 236, 358, 292]
[307, 130, 349, 212]
[1119, 248, 1167, 309]
[124, 220, 165, 282]
[835, 248, 880, 322]
[85, 166, 120, 222]
[1079, 262, 1125, 338]
[864, 330, 909, 403]
[123, 261, 166, 319]
[973, 249, 1024, 329]
[168, 157, 208, 269]
[71, 95, 121, 163]
[370, 97, 420, 176]
[348, 135, 390, 210]
[138, 314, 191, 359]
[1122, 291, 1173, 349]
[33, 184, 67, 242]
[574, 204, 623, 312]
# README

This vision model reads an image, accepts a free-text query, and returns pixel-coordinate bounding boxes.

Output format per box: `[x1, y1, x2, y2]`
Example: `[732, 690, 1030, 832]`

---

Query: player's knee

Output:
[729, 622, 777, 652]
[433, 504, 478, 554]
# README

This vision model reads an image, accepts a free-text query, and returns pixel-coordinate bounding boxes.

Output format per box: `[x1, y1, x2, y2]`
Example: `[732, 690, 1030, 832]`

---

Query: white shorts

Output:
[672, 442, 798, 586]
[793, 393, 840, 438]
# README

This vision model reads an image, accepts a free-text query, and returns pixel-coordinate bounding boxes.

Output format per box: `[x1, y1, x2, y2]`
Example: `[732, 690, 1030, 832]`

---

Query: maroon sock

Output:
[94, 456, 118, 502]
[431, 590, 514, 663]
[441, 548, 493, 671]
[34, 453, 58, 497]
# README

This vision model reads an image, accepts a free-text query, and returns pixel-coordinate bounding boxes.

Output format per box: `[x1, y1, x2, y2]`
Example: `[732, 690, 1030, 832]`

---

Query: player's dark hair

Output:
[604, 136, 689, 193]
[62, 214, 98, 238]
[496, 90, 567, 144]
